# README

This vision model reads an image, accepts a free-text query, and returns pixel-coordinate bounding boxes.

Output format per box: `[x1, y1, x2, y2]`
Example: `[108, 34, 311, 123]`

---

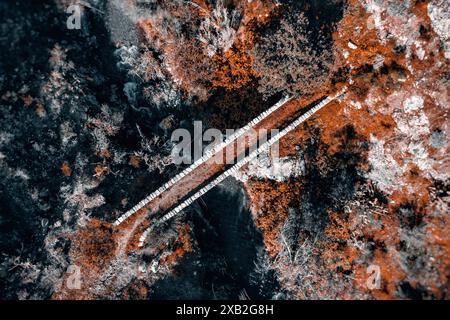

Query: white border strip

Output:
[138, 89, 346, 247]
[114, 96, 292, 226]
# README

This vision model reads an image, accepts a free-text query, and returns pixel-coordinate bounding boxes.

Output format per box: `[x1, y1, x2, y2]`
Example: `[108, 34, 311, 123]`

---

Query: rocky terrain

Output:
[0, 0, 448, 300]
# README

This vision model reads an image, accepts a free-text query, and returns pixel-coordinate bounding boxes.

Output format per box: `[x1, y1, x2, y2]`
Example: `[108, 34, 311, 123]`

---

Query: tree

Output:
[253, 11, 333, 99]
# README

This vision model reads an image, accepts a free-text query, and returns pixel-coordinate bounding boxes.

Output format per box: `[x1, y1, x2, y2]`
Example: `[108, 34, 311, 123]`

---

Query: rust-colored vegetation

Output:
[243, 0, 449, 299]
[160, 224, 193, 268]
[61, 161, 72, 177]
[53, 219, 116, 299]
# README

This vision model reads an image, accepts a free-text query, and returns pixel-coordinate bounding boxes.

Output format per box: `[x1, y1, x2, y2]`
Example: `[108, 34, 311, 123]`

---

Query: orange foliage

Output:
[22, 95, 33, 107]
[137, 0, 280, 100]
[160, 224, 193, 267]
[94, 164, 108, 178]
[53, 219, 116, 300]
[138, 19, 214, 102]
[212, 40, 255, 90]
[246, 179, 302, 256]
[243, 0, 449, 298]
[35, 102, 46, 117]
[99, 149, 111, 158]
[61, 161, 72, 177]
[70, 219, 116, 272]
[128, 155, 141, 168]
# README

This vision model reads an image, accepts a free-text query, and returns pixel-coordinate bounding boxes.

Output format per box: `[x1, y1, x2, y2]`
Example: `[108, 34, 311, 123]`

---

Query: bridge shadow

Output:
[150, 178, 279, 299]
